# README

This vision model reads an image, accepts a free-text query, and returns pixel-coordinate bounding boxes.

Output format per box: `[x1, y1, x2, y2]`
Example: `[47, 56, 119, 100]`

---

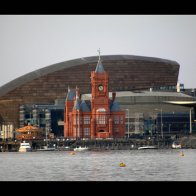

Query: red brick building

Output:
[64, 55, 125, 139]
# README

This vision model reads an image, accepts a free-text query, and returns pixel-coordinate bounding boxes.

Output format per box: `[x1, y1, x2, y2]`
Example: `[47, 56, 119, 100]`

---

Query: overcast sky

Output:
[0, 15, 196, 88]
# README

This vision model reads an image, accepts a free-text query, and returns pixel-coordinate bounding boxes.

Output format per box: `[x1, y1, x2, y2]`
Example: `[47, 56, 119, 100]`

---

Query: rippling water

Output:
[0, 149, 196, 181]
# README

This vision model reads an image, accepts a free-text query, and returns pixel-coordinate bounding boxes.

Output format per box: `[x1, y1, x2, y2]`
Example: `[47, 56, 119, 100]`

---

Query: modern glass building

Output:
[144, 112, 196, 138]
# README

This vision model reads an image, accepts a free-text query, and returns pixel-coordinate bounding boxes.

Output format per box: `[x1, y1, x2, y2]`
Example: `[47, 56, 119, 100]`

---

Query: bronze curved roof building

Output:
[0, 54, 180, 130]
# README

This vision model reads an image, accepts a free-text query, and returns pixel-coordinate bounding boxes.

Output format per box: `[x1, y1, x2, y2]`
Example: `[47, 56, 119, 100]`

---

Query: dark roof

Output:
[110, 101, 120, 112]
[0, 55, 179, 97]
[66, 89, 76, 101]
[80, 100, 91, 112]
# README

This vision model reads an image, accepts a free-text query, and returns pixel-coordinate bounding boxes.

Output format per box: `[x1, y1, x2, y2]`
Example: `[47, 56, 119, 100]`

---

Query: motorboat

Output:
[37, 145, 56, 151]
[172, 142, 181, 149]
[57, 146, 70, 151]
[19, 141, 32, 152]
[73, 146, 89, 151]
[138, 146, 157, 150]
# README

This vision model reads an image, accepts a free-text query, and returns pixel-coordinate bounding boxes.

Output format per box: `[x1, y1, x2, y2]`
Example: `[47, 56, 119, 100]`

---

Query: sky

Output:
[0, 15, 196, 88]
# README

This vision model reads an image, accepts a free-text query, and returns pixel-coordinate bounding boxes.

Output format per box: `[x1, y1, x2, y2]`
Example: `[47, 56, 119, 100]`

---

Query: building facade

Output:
[64, 56, 125, 139]
[82, 90, 196, 136]
[18, 102, 64, 137]
[0, 55, 179, 132]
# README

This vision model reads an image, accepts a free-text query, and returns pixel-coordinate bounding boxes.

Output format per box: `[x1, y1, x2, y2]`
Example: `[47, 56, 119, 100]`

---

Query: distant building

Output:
[83, 90, 196, 136]
[0, 54, 179, 136]
[1, 53, 195, 137]
[18, 102, 64, 137]
[0, 122, 14, 140]
[64, 54, 125, 139]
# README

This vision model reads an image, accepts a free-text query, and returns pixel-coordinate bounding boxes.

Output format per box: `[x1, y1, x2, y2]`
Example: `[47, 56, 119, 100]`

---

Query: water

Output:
[0, 149, 196, 181]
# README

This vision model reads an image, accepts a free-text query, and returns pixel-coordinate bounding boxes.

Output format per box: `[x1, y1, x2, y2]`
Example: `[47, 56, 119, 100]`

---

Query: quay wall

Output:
[1, 135, 196, 152]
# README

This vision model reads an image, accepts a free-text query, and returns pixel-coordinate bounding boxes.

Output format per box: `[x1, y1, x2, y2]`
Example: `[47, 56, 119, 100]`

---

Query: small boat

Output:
[172, 142, 181, 149]
[37, 146, 56, 151]
[19, 141, 32, 152]
[73, 146, 89, 151]
[63, 146, 71, 151]
[138, 146, 157, 150]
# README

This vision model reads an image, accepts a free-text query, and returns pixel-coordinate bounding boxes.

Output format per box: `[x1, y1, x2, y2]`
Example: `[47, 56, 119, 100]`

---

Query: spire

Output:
[80, 100, 90, 112]
[95, 48, 105, 73]
[98, 48, 101, 62]
[66, 86, 76, 101]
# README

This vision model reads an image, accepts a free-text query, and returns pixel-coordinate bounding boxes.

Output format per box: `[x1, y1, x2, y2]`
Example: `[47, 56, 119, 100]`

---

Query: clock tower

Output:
[90, 49, 111, 138]
[91, 52, 109, 111]
[64, 49, 125, 140]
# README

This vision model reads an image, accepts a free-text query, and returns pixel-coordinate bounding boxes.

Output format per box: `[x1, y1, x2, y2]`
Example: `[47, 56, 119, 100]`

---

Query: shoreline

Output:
[1, 135, 196, 152]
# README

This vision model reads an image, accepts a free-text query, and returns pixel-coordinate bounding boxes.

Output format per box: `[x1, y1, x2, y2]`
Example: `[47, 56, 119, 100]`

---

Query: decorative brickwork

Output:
[64, 56, 125, 139]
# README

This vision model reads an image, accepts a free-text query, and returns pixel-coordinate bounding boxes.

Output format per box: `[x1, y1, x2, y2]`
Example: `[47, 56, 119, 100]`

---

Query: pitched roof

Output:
[80, 100, 90, 112]
[95, 58, 105, 73]
[110, 101, 120, 112]
[66, 89, 76, 101]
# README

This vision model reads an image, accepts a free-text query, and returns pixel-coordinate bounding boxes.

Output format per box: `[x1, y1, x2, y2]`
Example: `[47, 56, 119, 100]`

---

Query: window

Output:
[120, 116, 124, 124]
[84, 128, 90, 136]
[96, 115, 106, 124]
[25, 113, 31, 119]
[114, 116, 119, 124]
[84, 116, 90, 124]
[39, 113, 45, 118]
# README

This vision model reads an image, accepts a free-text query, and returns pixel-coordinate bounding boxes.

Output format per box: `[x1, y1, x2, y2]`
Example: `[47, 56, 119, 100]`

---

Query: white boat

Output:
[73, 146, 89, 151]
[138, 146, 157, 150]
[19, 141, 32, 152]
[172, 142, 181, 149]
[37, 146, 56, 151]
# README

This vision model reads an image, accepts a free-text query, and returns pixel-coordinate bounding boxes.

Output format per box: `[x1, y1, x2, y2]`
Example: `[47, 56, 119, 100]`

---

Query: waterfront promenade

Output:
[1, 134, 196, 152]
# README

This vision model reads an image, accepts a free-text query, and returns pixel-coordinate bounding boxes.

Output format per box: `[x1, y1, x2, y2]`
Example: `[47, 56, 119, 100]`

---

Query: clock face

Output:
[98, 85, 103, 91]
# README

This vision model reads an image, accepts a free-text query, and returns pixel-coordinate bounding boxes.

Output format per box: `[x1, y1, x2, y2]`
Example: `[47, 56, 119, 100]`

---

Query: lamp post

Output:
[169, 124, 171, 135]
[155, 108, 163, 139]
[57, 138, 60, 148]
[45, 128, 48, 147]
[46, 128, 47, 141]
[190, 107, 192, 134]
[125, 109, 130, 138]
